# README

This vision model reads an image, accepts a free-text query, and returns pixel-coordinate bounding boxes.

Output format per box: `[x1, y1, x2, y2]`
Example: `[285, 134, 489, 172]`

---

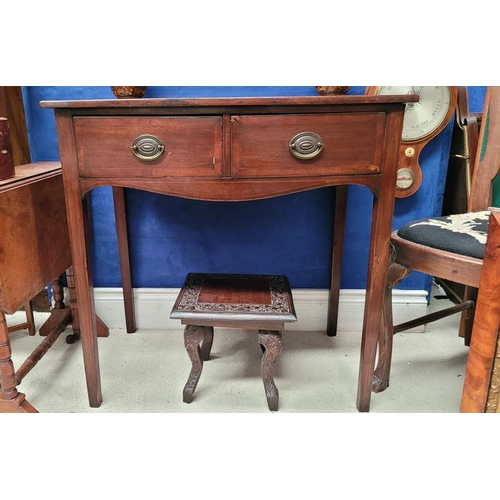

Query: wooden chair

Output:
[372, 86, 500, 412]
[438, 87, 482, 325]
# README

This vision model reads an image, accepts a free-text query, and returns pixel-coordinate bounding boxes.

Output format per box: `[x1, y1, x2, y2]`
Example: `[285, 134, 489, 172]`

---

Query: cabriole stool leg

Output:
[259, 330, 283, 411]
[200, 326, 214, 362]
[183, 325, 205, 403]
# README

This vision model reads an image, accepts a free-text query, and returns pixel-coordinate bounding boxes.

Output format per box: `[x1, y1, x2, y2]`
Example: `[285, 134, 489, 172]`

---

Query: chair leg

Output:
[373, 261, 411, 393]
[460, 286, 477, 346]
[259, 330, 283, 411]
[183, 325, 205, 403]
[373, 279, 394, 393]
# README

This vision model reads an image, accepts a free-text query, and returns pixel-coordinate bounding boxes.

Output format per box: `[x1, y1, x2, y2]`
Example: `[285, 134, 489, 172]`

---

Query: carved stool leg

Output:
[259, 330, 283, 411]
[183, 325, 205, 403]
[200, 326, 214, 362]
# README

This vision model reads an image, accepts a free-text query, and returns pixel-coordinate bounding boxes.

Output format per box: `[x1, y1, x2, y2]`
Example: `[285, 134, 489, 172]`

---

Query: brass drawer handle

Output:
[289, 132, 323, 160]
[131, 134, 164, 161]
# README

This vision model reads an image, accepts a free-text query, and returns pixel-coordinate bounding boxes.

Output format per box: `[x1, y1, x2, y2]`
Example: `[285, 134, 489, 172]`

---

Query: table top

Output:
[40, 94, 418, 109]
[0, 161, 61, 193]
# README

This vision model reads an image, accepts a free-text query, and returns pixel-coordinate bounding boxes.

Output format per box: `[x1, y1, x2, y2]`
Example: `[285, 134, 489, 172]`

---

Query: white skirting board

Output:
[86, 288, 429, 333]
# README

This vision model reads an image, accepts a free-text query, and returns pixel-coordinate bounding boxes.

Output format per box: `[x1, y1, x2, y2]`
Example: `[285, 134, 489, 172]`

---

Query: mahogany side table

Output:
[41, 94, 415, 411]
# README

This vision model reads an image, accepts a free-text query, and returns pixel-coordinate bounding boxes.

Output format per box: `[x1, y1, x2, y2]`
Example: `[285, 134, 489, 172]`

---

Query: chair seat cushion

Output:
[396, 211, 490, 259]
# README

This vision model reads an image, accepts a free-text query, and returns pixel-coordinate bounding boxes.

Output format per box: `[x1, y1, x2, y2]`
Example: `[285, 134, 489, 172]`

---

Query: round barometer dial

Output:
[366, 86, 458, 198]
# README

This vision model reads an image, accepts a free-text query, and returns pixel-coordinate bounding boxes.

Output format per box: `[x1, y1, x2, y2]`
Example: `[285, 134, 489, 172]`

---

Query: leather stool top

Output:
[170, 273, 297, 325]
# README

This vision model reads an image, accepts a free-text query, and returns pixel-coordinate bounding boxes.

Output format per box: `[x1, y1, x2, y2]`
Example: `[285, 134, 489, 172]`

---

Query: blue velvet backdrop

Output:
[21, 86, 487, 295]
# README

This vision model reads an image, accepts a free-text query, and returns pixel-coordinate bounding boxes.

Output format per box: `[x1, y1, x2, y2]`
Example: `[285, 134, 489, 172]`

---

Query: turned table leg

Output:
[259, 330, 283, 411]
[0, 311, 37, 412]
[183, 325, 206, 403]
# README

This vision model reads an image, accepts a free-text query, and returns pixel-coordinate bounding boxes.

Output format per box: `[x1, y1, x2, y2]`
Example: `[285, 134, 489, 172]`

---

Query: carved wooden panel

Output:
[171, 273, 297, 324]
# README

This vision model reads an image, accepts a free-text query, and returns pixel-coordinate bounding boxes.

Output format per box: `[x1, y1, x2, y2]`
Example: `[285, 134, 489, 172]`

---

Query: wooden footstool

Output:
[170, 273, 297, 411]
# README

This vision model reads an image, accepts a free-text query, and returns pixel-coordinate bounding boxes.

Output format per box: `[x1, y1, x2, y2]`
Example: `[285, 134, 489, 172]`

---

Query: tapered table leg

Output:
[356, 152, 399, 412]
[328, 185, 348, 337]
[113, 187, 136, 333]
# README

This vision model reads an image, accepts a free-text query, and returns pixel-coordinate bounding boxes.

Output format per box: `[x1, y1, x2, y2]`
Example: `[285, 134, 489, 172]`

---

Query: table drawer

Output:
[74, 116, 223, 178]
[230, 113, 386, 178]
